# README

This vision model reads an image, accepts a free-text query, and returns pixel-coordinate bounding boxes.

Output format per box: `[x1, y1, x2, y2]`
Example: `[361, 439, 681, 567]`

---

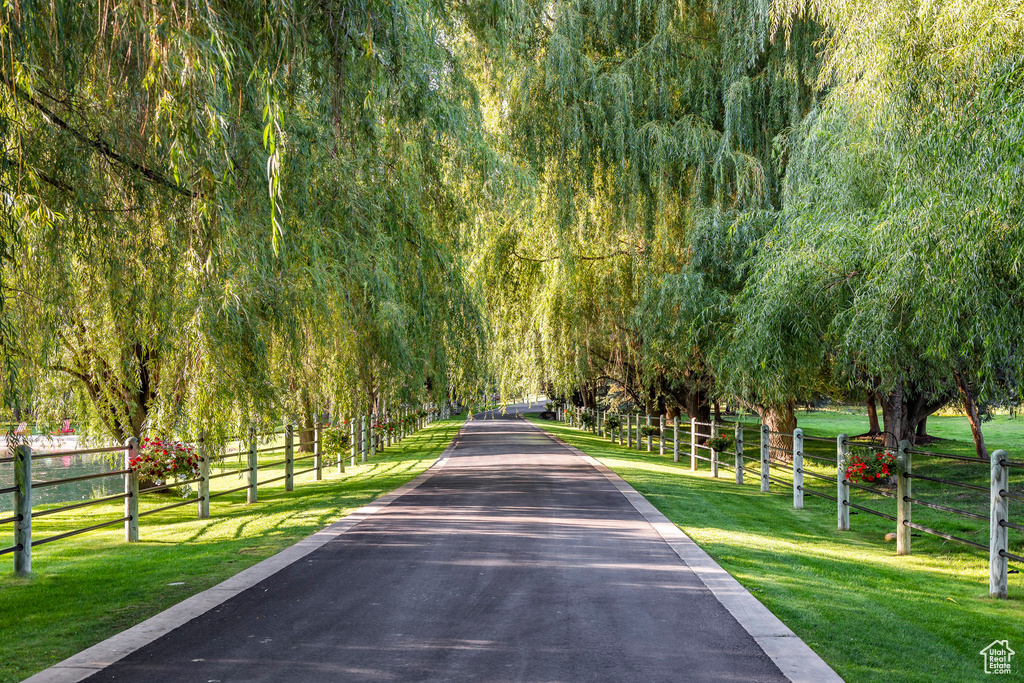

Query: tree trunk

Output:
[866, 391, 881, 435]
[683, 385, 711, 425]
[713, 400, 721, 424]
[879, 378, 953, 451]
[759, 402, 797, 463]
[915, 416, 928, 439]
[954, 369, 989, 460]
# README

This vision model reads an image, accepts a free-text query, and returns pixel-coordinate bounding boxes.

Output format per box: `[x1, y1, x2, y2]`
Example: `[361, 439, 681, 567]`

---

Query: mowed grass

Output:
[0, 417, 464, 683]
[529, 415, 1024, 683]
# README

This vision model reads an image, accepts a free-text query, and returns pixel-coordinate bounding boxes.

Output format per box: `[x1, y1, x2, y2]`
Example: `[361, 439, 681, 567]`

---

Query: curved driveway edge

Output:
[22, 425, 465, 683]
[533, 424, 843, 683]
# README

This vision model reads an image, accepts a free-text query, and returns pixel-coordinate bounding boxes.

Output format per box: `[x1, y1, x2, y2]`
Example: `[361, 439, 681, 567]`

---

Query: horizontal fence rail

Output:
[559, 404, 1022, 598]
[2, 403, 454, 574]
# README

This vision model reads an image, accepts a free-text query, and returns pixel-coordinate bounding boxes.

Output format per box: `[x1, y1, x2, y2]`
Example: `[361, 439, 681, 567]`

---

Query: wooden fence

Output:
[1, 405, 450, 575]
[559, 404, 1023, 599]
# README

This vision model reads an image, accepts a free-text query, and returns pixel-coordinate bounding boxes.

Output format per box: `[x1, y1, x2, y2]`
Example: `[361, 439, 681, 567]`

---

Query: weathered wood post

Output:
[690, 418, 697, 471]
[313, 421, 323, 481]
[760, 424, 770, 492]
[626, 415, 633, 448]
[896, 440, 911, 555]
[198, 433, 210, 518]
[285, 423, 296, 488]
[793, 428, 804, 510]
[350, 419, 357, 468]
[735, 423, 743, 485]
[710, 422, 719, 478]
[659, 415, 666, 457]
[369, 415, 376, 459]
[361, 415, 368, 463]
[990, 449, 1009, 598]
[645, 414, 652, 452]
[14, 444, 32, 574]
[247, 429, 259, 503]
[618, 415, 624, 445]
[837, 434, 849, 530]
[125, 437, 139, 542]
[673, 417, 680, 463]
[636, 414, 643, 451]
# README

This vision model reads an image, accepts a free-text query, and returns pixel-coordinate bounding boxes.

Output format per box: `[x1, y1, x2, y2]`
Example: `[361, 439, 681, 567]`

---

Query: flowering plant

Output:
[706, 435, 734, 452]
[130, 438, 201, 497]
[845, 451, 897, 483]
[580, 412, 597, 428]
[639, 424, 660, 437]
[374, 418, 396, 434]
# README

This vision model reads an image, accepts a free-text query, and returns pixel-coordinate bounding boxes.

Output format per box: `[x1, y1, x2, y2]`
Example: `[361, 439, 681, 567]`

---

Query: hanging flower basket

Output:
[706, 435, 734, 452]
[580, 412, 597, 428]
[845, 451, 897, 483]
[130, 439, 201, 497]
[604, 415, 622, 430]
[639, 424, 661, 437]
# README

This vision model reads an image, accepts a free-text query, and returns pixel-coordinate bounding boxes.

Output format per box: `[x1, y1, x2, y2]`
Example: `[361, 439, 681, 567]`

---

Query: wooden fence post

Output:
[990, 449, 1009, 598]
[673, 417, 680, 463]
[14, 444, 32, 574]
[637, 414, 643, 451]
[198, 433, 210, 518]
[735, 423, 743, 485]
[313, 421, 323, 481]
[369, 415, 376, 459]
[710, 422, 719, 478]
[626, 415, 633, 448]
[281, 423, 294, 488]
[793, 428, 804, 510]
[350, 419, 357, 467]
[659, 416, 665, 457]
[247, 429, 258, 504]
[361, 416, 368, 463]
[125, 437, 140, 541]
[645, 414, 652, 452]
[837, 434, 849, 531]
[896, 440, 911, 555]
[760, 424, 770, 492]
[690, 418, 697, 471]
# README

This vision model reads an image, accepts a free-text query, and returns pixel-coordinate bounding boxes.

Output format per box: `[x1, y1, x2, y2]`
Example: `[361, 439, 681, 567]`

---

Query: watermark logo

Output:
[981, 640, 1014, 674]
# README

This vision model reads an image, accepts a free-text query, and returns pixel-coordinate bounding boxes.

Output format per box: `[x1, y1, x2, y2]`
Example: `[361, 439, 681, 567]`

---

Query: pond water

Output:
[0, 445, 123, 514]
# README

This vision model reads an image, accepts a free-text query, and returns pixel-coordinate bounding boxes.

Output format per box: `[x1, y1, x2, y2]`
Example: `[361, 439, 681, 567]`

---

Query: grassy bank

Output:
[530, 415, 1024, 683]
[0, 416, 464, 683]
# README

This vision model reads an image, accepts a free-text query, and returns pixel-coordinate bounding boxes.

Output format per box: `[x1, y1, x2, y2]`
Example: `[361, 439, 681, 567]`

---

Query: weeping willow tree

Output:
[724, 0, 1024, 456]
[466, 0, 823, 429]
[0, 0, 491, 441]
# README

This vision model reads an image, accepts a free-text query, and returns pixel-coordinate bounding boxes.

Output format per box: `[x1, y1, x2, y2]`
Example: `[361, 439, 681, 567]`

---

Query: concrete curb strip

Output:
[22, 423, 467, 683]
[534, 424, 844, 683]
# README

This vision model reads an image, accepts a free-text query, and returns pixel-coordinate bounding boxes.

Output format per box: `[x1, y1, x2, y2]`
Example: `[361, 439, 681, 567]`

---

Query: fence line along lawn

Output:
[0, 416, 465, 683]
[529, 416, 1024, 683]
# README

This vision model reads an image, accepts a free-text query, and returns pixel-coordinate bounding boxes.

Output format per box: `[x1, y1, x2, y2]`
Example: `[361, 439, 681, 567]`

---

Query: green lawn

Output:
[530, 414, 1024, 683]
[0, 416, 464, 683]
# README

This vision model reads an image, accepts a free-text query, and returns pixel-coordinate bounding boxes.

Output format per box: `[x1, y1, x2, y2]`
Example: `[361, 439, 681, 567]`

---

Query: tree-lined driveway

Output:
[78, 407, 805, 682]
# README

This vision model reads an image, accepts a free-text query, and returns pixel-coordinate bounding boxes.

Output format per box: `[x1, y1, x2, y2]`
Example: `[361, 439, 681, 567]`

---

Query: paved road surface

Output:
[82, 405, 788, 682]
